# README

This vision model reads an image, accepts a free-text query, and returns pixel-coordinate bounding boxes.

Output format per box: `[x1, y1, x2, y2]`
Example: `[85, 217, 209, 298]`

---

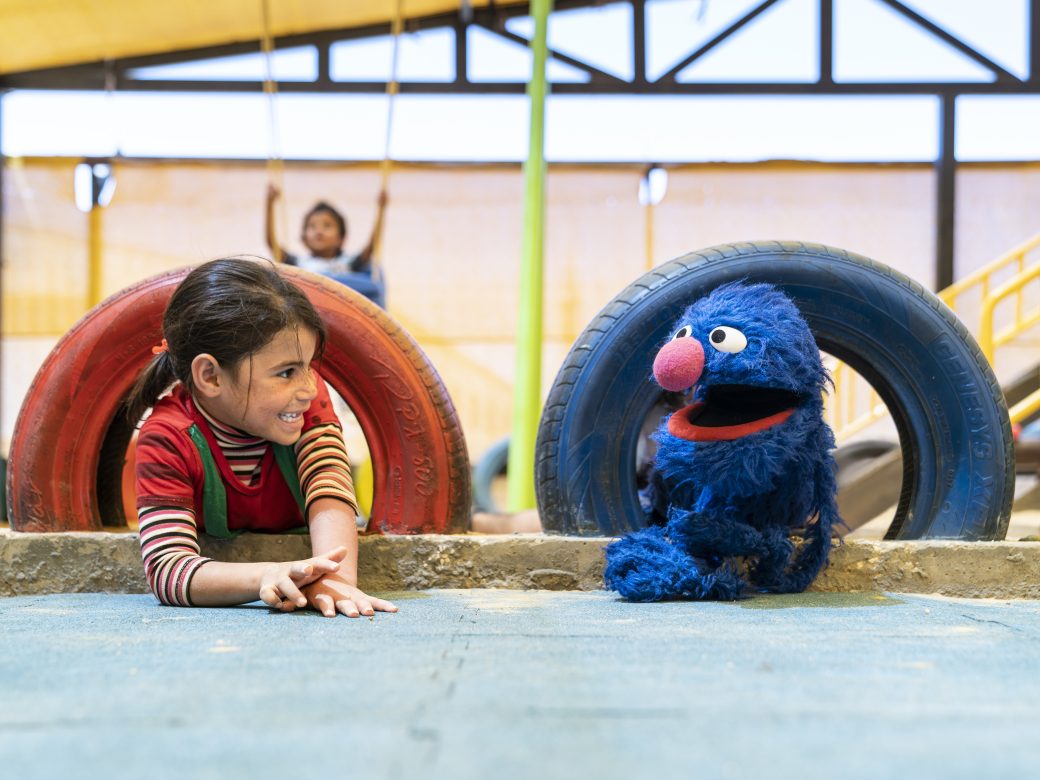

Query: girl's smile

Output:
[195, 326, 319, 446]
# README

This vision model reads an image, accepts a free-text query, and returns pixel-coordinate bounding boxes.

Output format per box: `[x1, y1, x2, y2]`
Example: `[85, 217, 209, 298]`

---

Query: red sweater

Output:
[136, 377, 356, 606]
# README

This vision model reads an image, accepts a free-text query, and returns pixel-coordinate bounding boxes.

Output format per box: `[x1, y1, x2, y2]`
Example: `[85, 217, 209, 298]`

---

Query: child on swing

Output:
[128, 257, 397, 618]
[265, 185, 388, 308]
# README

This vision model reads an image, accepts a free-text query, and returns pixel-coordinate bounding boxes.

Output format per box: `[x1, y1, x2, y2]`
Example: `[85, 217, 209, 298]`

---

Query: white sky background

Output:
[2, 0, 1038, 162]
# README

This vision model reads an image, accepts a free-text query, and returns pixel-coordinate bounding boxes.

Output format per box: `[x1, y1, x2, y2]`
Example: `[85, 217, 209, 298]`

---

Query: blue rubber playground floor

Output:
[2, 589, 1039, 780]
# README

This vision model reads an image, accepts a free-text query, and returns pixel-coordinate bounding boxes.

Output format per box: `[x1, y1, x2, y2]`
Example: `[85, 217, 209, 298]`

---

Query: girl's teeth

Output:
[279, 412, 300, 422]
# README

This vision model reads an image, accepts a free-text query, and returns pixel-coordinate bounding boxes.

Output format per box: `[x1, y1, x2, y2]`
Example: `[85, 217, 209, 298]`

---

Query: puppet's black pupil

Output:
[710, 330, 725, 344]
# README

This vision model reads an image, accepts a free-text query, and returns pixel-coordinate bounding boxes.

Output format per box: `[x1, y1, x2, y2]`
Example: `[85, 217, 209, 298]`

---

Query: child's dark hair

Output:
[127, 257, 327, 422]
[304, 201, 347, 241]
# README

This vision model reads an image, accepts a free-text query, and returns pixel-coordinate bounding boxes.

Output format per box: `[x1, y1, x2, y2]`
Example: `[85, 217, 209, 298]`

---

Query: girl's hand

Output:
[258, 546, 349, 612]
[303, 575, 398, 618]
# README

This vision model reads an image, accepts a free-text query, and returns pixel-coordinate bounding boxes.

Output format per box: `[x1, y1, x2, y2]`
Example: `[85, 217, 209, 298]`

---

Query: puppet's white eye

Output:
[672, 325, 693, 340]
[708, 326, 747, 353]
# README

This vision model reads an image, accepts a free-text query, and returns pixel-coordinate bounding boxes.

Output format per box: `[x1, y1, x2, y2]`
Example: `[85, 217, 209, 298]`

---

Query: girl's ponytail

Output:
[126, 350, 178, 424]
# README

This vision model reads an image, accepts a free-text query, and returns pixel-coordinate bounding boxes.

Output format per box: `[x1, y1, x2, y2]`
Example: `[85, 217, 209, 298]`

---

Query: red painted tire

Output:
[7, 265, 470, 534]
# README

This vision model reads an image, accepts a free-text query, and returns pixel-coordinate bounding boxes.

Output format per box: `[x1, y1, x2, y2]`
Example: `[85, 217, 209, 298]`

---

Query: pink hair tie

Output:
[151, 338, 169, 355]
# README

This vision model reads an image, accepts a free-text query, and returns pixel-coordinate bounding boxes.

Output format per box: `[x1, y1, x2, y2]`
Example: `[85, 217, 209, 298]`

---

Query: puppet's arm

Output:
[767, 460, 839, 594]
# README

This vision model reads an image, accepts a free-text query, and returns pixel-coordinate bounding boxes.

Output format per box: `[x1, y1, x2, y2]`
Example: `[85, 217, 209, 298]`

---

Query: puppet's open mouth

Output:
[667, 384, 804, 442]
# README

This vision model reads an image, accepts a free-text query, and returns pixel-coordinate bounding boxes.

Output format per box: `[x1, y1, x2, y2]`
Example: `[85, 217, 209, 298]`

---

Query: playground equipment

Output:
[829, 231, 1040, 441]
[829, 232, 1040, 528]
[260, 0, 398, 306]
[7, 265, 470, 534]
[535, 242, 1014, 540]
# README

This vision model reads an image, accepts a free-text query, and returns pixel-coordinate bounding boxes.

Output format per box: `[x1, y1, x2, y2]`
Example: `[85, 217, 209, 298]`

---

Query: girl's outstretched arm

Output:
[139, 504, 341, 609]
[294, 411, 397, 617]
[305, 498, 398, 617]
[188, 547, 349, 608]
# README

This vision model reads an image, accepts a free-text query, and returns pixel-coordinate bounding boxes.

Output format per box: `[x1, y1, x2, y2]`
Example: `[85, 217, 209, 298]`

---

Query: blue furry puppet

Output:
[604, 282, 840, 601]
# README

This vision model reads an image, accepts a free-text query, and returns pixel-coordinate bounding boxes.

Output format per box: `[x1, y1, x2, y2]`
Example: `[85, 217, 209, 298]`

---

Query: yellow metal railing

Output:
[830, 232, 1040, 441]
[824, 359, 887, 442]
[979, 263, 1040, 423]
[938, 232, 1040, 311]
[978, 262, 1040, 359]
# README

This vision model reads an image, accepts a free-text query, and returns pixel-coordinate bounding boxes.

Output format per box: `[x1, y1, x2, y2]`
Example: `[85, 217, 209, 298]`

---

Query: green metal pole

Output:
[507, 0, 552, 511]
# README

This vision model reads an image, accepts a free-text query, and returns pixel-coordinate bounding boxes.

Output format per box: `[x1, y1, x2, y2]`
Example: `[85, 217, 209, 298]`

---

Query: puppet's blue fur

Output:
[604, 282, 840, 601]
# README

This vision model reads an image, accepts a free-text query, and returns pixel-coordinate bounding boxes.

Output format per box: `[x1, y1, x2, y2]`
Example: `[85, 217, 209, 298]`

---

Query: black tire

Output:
[472, 436, 510, 513]
[535, 242, 1014, 540]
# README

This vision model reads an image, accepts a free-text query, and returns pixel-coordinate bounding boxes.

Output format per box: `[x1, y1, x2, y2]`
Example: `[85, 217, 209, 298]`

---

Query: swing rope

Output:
[259, 0, 289, 260]
[260, 0, 401, 271]
[371, 0, 404, 267]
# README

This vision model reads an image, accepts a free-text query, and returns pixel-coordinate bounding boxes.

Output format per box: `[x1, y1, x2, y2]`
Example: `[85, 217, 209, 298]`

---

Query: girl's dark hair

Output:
[303, 201, 347, 242]
[127, 257, 327, 422]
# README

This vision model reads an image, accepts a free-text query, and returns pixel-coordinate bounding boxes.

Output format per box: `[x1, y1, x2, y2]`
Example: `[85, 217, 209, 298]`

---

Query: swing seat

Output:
[326, 271, 386, 309]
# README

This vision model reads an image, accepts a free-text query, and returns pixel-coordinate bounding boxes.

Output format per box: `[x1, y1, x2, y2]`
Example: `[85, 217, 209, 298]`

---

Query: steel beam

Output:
[819, 0, 833, 85]
[2, 0, 1036, 98]
[935, 93, 957, 290]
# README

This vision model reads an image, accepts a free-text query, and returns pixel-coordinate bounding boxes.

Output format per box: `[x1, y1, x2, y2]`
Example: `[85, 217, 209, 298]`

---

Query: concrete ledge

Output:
[2, 529, 1039, 598]
[816, 540, 1040, 599]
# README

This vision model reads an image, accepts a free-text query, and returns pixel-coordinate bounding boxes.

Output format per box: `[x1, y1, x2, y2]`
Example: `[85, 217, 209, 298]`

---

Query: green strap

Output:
[188, 424, 237, 539]
[188, 425, 307, 538]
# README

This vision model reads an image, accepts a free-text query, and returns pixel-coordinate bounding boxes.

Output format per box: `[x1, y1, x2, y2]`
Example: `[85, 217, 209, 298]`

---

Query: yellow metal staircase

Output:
[828, 234, 1040, 441]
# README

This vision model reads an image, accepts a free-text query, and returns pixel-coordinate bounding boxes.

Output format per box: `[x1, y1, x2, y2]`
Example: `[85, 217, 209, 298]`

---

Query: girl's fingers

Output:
[313, 593, 336, 618]
[259, 586, 283, 608]
[322, 546, 349, 564]
[279, 578, 307, 608]
[262, 586, 296, 611]
[371, 598, 398, 613]
[298, 549, 346, 580]
[335, 599, 361, 618]
[355, 598, 375, 617]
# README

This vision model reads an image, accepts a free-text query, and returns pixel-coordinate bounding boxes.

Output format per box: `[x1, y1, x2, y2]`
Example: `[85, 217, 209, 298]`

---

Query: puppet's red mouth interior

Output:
[667, 384, 803, 441]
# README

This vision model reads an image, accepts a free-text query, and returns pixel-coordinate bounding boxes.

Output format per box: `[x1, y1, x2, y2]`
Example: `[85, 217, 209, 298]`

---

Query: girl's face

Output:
[302, 211, 345, 256]
[204, 326, 320, 445]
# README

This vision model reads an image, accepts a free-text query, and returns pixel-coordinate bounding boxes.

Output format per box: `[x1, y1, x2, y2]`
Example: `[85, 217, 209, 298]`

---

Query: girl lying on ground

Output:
[128, 256, 397, 618]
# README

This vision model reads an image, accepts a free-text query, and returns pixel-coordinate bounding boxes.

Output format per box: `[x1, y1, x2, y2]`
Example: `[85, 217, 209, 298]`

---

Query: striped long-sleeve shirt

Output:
[136, 380, 355, 606]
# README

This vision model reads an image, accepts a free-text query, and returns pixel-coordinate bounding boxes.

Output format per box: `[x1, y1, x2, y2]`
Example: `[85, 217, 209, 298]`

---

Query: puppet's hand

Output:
[604, 526, 746, 601]
[604, 526, 683, 601]
[303, 574, 398, 618]
[666, 509, 767, 559]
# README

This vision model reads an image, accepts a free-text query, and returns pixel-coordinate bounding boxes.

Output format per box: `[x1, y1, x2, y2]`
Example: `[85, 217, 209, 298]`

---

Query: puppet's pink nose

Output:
[653, 337, 704, 391]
